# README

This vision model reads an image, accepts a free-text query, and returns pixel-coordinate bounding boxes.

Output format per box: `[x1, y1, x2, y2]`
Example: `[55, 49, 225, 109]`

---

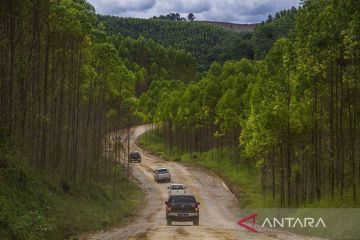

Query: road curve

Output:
[83, 125, 316, 240]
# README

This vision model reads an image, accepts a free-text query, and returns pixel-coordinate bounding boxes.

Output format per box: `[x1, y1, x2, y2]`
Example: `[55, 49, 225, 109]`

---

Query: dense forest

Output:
[0, 0, 137, 187]
[110, 36, 198, 94]
[99, 8, 297, 70]
[140, 0, 360, 207]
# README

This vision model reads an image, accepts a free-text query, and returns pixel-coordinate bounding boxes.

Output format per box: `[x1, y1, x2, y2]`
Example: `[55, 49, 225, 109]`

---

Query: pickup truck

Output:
[167, 183, 186, 196]
[129, 151, 141, 163]
[154, 168, 171, 182]
[165, 194, 200, 226]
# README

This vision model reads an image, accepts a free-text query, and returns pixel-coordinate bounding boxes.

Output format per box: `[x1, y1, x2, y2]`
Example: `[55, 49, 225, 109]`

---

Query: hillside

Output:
[98, 16, 250, 70]
[98, 10, 297, 70]
[200, 21, 257, 32]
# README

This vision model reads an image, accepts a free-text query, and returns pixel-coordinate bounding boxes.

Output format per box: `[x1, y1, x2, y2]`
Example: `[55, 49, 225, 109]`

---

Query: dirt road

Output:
[83, 125, 315, 240]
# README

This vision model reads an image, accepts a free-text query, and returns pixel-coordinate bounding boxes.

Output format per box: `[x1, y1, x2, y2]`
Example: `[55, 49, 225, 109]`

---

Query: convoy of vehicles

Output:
[165, 194, 200, 226]
[129, 151, 141, 163]
[132, 152, 199, 225]
[154, 167, 171, 182]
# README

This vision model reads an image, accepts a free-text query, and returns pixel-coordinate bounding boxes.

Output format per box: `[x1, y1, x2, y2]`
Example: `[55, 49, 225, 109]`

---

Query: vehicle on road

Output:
[154, 168, 171, 182]
[129, 151, 141, 163]
[165, 194, 200, 226]
[168, 183, 186, 196]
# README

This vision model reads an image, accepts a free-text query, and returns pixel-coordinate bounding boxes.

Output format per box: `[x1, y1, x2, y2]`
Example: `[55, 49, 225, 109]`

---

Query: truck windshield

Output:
[171, 185, 184, 190]
[157, 169, 168, 173]
[170, 196, 195, 203]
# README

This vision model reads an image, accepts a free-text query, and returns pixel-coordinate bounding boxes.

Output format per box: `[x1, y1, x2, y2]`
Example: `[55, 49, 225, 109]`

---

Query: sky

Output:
[88, 0, 300, 24]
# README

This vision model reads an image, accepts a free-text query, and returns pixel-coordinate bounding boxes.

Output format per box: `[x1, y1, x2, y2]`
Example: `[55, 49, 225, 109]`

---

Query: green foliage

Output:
[98, 16, 254, 70]
[253, 7, 297, 58]
[152, 12, 187, 21]
[110, 35, 197, 93]
[0, 140, 143, 240]
[98, 9, 296, 71]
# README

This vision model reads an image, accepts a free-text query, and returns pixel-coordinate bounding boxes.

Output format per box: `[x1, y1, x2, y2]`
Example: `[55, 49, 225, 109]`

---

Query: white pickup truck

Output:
[168, 183, 186, 196]
[154, 168, 171, 182]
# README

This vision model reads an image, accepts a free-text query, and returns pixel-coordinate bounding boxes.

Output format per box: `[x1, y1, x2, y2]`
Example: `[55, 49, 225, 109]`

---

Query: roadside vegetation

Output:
[0, 132, 143, 240]
[140, 129, 359, 208]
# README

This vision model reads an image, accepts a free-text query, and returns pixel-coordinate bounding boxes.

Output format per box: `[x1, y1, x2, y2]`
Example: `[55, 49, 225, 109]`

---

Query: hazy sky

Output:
[88, 0, 300, 23]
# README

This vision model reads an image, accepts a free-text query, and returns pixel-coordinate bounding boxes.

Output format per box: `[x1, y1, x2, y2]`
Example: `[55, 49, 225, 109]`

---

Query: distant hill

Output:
[98, 16, 251, 70]
[98, 8, 297, 70]
[200, 21, 257, 32]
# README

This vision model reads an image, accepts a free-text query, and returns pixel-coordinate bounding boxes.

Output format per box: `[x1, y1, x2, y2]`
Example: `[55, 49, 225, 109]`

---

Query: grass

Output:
[0, 135, 144, 240]
[139, 130, 360, 208]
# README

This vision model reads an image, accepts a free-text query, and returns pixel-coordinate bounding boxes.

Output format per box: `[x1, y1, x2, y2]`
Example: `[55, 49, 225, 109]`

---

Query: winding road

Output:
[83, 125, 317, 240]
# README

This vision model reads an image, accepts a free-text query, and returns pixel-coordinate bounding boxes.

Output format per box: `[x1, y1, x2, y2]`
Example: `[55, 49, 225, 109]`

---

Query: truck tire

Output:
[167, 218, 171, 226]
[193, 218, 199, 226]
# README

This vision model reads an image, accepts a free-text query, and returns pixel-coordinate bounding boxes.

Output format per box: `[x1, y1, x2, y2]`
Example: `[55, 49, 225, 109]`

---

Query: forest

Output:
[99, 7, 296, 70]
[0, 0, 359, 238]
[139, 0, 360, 207]
[0, 0, 137, 188]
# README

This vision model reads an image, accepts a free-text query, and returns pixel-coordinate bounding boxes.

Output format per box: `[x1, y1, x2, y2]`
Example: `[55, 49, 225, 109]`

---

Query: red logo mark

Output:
[237, 213, 258, 233]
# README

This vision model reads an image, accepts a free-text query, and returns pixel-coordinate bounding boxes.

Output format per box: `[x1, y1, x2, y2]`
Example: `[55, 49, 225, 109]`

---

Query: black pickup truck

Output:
[165, 194, 200, 226]
[129, 151, 141, 163]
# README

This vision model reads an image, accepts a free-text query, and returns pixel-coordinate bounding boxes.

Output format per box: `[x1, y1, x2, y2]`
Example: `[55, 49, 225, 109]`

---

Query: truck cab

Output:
[165, 194, 200, 226]
[129, 151, 141, 163]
